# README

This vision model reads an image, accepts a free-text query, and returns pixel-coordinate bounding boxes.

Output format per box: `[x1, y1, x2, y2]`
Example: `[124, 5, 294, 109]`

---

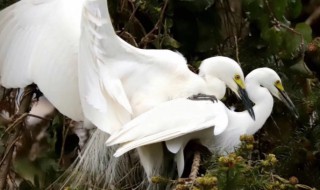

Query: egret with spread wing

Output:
[0, 0, 254, 133]
[0, 0, 254, 187]
[106, 68, 298, 177]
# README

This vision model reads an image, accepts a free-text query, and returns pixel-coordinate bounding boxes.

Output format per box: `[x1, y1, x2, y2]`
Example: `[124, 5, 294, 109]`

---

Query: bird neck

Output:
[200, 75, 226, 100]
[244, 80, 274, 135]
[214, 78, 274, 154]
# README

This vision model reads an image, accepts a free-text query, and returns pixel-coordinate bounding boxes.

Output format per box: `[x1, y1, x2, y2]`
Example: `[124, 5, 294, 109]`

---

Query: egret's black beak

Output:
[278, 89, 299, 118]
[238, 87, 255, 120]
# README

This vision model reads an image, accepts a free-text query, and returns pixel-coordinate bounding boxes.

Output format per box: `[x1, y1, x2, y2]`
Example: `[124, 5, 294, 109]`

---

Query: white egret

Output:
[0, 0, 253, 183]
[0, 0, 255, 188]
[0, 0, 254, 134]
[106, 68, 298, 177]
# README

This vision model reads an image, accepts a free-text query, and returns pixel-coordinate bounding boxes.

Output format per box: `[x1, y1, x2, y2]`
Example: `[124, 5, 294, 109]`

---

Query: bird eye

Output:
[275, 80, 280, 85]
[235, 74, 241, 80]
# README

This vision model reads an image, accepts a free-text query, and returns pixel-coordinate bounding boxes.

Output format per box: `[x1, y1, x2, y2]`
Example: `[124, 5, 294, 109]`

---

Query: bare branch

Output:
[189, 151, 201, 180]
[0, 85, 34, 189]
[306, 6, 320, 25]
[139, 0, 169, 48]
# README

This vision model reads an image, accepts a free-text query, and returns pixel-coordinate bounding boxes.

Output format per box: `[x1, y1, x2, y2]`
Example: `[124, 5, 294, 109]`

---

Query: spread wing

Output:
[105, 98, 229, 156]
[0, 0, 84, 120]
[0, 0, 191, 134]
[78, 0, 191, 133]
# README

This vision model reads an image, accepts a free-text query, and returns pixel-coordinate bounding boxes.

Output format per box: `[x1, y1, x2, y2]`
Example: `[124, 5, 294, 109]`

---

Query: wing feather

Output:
[0, 0, 84, 120]
[78, 0, 192, 133]
[107, 98, 229, 156]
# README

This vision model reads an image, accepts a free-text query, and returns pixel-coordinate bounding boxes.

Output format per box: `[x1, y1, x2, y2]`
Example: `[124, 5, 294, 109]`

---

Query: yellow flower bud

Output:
[246, 135, 255, 143]
[246, 144, 254, 150]
[289, 176, 299, 185]
[240, 135, 246, 141]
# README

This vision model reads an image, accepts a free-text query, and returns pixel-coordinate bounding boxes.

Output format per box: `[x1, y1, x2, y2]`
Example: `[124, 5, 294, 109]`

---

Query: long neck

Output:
[213, 79, 274, 154]
[227, 80, 274, 135]
[247, 80, 274, 134]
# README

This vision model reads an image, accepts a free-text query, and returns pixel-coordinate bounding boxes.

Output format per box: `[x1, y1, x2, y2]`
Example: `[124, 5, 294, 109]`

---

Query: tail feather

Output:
[50, 129, 147, 189]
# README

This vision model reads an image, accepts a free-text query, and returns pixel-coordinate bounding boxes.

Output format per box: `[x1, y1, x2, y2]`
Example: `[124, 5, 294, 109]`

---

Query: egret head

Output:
[248, 68, 299, 118]
[199, 56, 255, 119]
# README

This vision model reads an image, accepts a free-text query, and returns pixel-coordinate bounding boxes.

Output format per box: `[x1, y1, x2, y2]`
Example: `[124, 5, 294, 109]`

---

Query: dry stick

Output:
[189, 151, 201, 180]
[58, 118, 70, 166]
[4, 113, 28, 134]
[306, 6, 320, 25]
[139, 0, 169, 48]
[0, 85, 34, 190]
[26, 113, 52, 122]
[234, 35, 240, 65]
[119, 0, 140, 34]
[265, 172, 316, 190]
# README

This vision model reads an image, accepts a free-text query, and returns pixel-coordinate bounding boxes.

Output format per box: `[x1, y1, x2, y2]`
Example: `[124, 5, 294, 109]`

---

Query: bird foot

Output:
[188, 93, 218, 103]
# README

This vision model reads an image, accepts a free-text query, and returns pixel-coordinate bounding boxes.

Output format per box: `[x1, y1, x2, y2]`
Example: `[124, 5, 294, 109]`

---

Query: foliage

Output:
[205, 135, 310, 190]
[152, 135, 314, 190]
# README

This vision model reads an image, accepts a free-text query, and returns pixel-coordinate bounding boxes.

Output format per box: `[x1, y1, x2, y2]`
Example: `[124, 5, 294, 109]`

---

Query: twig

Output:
[117, 31, 139, 47]
[26, 113, 53, 122]
[265, 172, 316, 190]
[58, 117, 70, 166]
[4, 113, 28, 134]
[295, 184, 317, 190]
[139, 0, 169, 48]
[234, 35, 240, 64]
[119, 0, 140, 35]
[305, 6, 320, 25]
[0, 85, 34, 190]
[189, 151, 201, 180]
[264, 0, 305, 59]
[0, 136, 20, 166]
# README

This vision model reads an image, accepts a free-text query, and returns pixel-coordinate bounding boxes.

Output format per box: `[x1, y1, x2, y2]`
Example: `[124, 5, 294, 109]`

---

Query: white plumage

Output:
[0, 0, 251, 134]
[0, 0, 254, 187]
[106, 68, 298, 177]
[0, 0, 84, 121]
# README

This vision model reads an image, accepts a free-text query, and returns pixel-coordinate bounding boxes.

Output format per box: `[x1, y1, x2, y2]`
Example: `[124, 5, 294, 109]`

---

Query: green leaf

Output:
[281, 31, 302, 59]
[287, 0, 302, 19]
[261, 26, 284, 53]
[164, 18, 173, 30]
[295, 23, 312, 43]
[290, 60, 312, 76]
[269, 0, 288, 22]
[243, 0, 270, 31]
[161, 35, 181, 49]
[176, 0, 215, 12]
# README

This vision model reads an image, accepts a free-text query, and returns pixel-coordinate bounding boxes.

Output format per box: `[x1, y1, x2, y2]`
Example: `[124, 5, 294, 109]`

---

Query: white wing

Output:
[105, 98, 229, 156]
[78, 0, 193, 133]
[0, 0, 84, 120]
[0, 0, 193, 134]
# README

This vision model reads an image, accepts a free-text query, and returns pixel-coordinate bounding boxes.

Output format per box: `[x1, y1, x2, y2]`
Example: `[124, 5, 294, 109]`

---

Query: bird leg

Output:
[188, 93, 218, 103]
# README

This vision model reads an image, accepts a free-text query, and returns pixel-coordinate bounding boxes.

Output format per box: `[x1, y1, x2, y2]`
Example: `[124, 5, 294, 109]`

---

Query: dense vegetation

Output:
[1, 0, 320, 189]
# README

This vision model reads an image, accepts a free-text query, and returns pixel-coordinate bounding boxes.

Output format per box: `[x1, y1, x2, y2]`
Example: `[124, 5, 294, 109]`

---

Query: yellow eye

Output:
[234, 74, 241, 80]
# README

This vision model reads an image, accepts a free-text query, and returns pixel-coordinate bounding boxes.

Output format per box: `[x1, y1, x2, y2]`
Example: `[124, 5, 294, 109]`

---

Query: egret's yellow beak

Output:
[275, 82, 299, 118]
